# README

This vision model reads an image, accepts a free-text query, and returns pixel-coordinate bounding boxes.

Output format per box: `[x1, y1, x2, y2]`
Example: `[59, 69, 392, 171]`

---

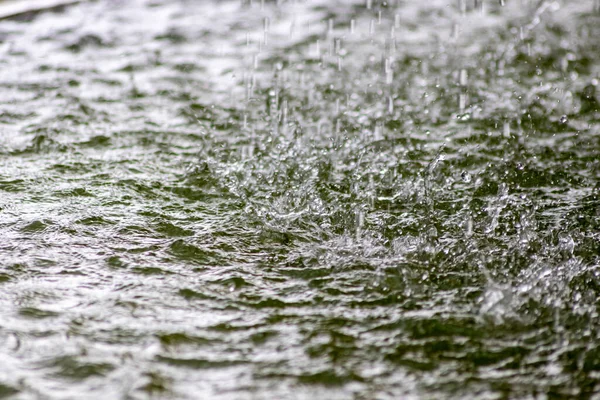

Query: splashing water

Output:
[0, 0, 599, 398]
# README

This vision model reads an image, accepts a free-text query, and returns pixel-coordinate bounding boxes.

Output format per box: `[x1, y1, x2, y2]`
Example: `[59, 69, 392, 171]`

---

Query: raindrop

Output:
[356, 210, 365, 240]
[503, 121, 511, 137]
[459, 69, 468, 86]
[335, 38, 342, 55]
[464, 215, 474, 237]
[458, 93, 467, 111]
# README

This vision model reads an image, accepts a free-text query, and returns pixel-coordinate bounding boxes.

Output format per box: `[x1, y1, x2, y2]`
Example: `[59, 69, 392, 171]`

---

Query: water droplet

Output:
[560, 115, 568, 124]
[459, 69, 468, 86]
[458, 170, 471, 183]
[558, 232, 575, 256]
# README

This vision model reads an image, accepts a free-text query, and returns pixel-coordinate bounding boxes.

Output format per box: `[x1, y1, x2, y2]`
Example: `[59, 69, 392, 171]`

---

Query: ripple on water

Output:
[0, 0, 599, 398]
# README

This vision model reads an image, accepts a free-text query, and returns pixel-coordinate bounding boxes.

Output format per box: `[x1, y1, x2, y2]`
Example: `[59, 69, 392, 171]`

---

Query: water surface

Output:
[0, 0, 599, 398]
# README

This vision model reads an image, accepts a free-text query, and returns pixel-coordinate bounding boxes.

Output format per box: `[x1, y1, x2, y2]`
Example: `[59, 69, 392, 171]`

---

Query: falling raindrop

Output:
[465, 215, 474, 237]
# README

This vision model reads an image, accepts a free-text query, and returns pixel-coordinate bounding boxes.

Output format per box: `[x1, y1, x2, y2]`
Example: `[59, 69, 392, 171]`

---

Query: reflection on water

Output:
[0, 0, 599, 398]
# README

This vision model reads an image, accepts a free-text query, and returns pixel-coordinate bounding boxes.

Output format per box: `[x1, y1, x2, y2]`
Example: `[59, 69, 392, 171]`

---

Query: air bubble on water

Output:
[461, 171, 472, 183]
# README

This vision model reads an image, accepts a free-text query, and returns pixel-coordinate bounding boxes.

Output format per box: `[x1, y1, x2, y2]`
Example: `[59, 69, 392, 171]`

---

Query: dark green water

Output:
[0, 0, 599, 398]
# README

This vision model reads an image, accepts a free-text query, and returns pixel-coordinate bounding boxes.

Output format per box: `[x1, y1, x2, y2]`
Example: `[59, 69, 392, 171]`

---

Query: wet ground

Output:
[0, 0, 599, 398]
